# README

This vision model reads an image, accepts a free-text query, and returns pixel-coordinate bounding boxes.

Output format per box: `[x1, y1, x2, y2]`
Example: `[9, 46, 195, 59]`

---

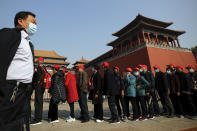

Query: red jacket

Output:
[65, 72, 79, 104]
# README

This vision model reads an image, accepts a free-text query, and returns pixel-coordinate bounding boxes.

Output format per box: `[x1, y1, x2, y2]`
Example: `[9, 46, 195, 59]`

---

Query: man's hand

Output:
[121, 90, 124, 97]
[177, 92, 180, 96]
[95, 94, 98, 99]
[136, 85, 140, 89]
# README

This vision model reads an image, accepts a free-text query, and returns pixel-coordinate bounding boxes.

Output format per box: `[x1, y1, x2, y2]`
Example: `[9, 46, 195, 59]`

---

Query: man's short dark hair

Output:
[14, 11, 36, 27]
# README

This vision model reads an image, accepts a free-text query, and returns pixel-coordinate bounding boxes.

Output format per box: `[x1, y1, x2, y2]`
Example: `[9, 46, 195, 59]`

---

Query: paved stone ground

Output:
[30, 100, 197, 131]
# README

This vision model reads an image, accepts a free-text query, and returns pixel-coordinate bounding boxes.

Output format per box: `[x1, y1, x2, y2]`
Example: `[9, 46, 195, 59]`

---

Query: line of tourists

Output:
[30, 59, 197, 125]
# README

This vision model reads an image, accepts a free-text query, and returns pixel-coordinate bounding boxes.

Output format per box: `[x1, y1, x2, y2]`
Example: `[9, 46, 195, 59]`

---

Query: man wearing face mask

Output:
[166, 67, 184, 118]
[186, 65, 197, 115]
[154, 65, 174, 118]
[139, 65, 160, 118]
[113, 66, 127, 121]
[0, 11, 37, 131]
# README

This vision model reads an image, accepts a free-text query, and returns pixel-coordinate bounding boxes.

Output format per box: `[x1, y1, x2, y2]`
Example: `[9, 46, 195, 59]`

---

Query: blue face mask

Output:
[91, 68, 95, 72]
[134, 72, 139, 76]
[25, 22, 37, 36]
[139, 69, 143, 72]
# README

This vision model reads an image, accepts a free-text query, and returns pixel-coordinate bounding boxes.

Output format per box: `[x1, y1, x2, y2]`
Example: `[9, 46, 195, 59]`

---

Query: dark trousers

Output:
[136, 96, 147, 117]
[94, 103, 103, 120]
[193, 90, 197, 114]
[181, 93, 196, 116]
[24, 85, 34, 131]
[69, 102, 75, 118]
[0, 81, 29, 131]
[146, 91, 160, 117]
[34, 85, 45, 122]
[161, 94, 174, 116]
[48, 98, 58, 121]
[169, 93, 184, 115]
[108, 95, 119, 120]
[151, 91, 160, 115]
[125, 96, 138, 119]
[115, 95, 127, 116]
[78, 90, 89, 120]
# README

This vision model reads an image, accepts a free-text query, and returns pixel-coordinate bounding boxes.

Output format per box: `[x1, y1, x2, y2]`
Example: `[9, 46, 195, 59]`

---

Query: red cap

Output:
[102, 62, 109, 67]
[176, 65, 184, 69]
[133, 67, 140, 71]
[62, 68, 67, 72]
[113, 66, 120, 71]
[142, 65, 148, 69]
[138, 64, 143, 68]
[125, 68, 132, 72]
[78, 65, 85, 69]
[167, 64, 176, 68]
[37, 57, 44, 62]
[53, 65, 60, 70]
[186, 65, 195, 69]
[153, 65, 160, 69]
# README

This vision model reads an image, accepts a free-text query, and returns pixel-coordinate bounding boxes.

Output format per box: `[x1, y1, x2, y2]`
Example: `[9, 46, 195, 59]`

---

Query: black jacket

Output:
[166, 73, 181, 94]
[141, 71, 155, 92]
[49, 70, 66, 103]
[155, 71, 169, 96]
[114, 72, 124, 95]
[32, 65, 45, 87]
[176, 71, 192, 92]
[92, 71, 103, 104]
[103, 68, 119, 96]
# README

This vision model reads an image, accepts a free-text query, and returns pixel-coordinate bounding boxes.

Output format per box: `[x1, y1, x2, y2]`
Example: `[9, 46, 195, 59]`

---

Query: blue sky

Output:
[1, 0, 197, 67]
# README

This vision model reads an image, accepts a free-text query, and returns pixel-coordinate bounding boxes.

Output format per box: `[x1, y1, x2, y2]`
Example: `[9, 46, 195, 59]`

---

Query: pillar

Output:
[137, 34, 140, 45]
[130, 40, 133, 48]
[176, 38, 181, 48]
[147, 32, 150, 43]
[173, 39, 177, 47]
[142, 30, 146, 42]
[155, 34, 159, 44]
[166, 36, 170, 46]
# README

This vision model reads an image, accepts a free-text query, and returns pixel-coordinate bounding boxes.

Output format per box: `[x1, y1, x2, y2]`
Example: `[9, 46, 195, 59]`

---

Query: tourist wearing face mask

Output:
[134, 68, 150, 121]
[154, 65, 174, 118]
[175, 65, 196, 117]
[91, 65, 104, 123]
[124, 68, 139, 121]
[166, 67, 184, 118]
[0, 11, 37, 131]
[139, 65, 160, 119]
[113, 66, 127, 122]
[186, 65, 197, 115]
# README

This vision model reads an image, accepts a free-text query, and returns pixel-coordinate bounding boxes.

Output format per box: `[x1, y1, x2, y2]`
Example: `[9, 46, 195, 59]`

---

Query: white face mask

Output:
[155, 69, 159, 73]
[25, 22, 37, 36]
[134, 72, 139, 76]
[166, 70, 171, 74]
[189, 68, 194, 73]
[139, 69, 143, 72]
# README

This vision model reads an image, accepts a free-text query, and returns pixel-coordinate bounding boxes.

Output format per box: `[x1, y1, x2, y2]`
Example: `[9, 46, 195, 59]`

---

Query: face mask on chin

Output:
[25, 22, 37, 36]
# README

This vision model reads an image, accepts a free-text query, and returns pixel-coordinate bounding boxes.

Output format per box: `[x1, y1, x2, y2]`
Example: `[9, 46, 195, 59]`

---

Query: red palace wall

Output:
[147, 47, 197, 72]
[86, 46, 197, 78]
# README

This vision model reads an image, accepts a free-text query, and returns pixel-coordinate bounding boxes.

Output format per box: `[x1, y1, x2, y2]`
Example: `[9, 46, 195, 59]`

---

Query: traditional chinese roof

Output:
[108, 19, 185, 47]
[112, 14, 173, 37]
[34, 50, 67, 60]
[73, 56, 89, 65]
[44, 59, 70, 65]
